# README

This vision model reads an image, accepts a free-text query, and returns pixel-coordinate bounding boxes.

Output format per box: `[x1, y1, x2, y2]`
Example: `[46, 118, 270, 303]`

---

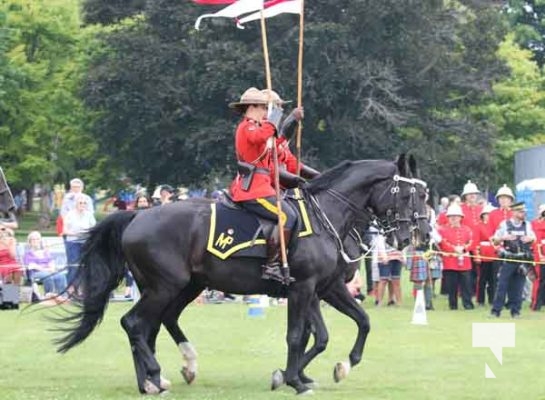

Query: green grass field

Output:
[1, 298, 545, 400]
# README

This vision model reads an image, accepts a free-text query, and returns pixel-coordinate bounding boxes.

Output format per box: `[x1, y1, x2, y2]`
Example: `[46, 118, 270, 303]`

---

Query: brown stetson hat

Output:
[228, 87, 268, 109]
[261, 89, 292, 106]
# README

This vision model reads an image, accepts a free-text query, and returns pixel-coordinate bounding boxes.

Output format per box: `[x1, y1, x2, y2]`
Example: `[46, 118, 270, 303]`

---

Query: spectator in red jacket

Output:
[438, 204, 474, 310]
[436, 194, 461, 226]
[488, 184, 514, 232]
[460, 180, 483, 296]
[475, 204, 498, 306]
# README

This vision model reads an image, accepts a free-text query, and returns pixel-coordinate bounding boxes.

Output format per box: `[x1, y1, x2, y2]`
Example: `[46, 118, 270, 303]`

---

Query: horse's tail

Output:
[56, 211, 137, 353]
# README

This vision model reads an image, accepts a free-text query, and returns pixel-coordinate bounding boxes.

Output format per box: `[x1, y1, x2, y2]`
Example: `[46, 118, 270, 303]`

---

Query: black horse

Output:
[160, 154, 429, 390]
[56, 156, 428, 395]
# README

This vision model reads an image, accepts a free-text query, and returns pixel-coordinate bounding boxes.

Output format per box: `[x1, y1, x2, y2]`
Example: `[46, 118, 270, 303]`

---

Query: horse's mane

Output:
[305, 160, 356, 193]
[305, 159, 397, 194]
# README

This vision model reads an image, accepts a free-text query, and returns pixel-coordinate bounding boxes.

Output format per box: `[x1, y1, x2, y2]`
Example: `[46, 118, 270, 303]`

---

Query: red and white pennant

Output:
[193, 0, 301, 30]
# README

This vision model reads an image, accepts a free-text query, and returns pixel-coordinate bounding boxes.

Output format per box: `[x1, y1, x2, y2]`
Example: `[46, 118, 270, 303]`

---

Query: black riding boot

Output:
[261, 229, 294, 285]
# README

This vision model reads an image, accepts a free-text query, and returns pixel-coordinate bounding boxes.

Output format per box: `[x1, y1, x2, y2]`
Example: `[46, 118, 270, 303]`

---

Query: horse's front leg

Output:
[284, 282, 316, 395]
[323, 278, 370, 383]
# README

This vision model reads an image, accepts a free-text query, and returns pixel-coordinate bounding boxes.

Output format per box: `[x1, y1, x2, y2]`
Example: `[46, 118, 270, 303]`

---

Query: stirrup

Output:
[261, 264, 294, 285]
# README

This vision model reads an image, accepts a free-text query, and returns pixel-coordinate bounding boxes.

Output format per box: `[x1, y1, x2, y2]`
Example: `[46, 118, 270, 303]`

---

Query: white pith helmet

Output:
[495, 184, 514, 200]
[480, 203, 496, 216]
[446, 204, 464, 217]
[461, 180, 480, 197]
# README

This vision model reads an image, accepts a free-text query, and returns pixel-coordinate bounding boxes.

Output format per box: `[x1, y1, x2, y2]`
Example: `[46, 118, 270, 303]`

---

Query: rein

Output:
[325, 188, 374, 224]
[304, 174, 414, 264]
[306, 193, 371, 263]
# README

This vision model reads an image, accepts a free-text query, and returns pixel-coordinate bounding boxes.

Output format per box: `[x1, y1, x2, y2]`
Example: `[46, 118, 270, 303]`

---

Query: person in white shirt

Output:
[63, 194, 96, 292]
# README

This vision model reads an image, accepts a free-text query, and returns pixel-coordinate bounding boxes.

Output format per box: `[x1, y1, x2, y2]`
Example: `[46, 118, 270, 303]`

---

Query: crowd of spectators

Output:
[3, 176, 544, 316]
[360, 180, 545, 318]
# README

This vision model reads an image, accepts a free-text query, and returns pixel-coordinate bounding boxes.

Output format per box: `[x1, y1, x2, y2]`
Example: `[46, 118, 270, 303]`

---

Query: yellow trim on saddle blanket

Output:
[293, 188, 312, 237]
[206, 203, 266, 260]
[206, 190, 313, 260]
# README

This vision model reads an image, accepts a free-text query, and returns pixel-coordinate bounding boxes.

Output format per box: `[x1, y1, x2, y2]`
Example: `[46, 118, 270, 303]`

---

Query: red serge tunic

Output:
[461, 203, 482, 250]
[436, 211, 448, 226]
[476, 222, 496, 262]
[488, 208, 513, 232]
[531, 219, 545, 263]
[438, 224, 473, 271]
[276, 137, 298, 174]
[230, 118, 277, 202]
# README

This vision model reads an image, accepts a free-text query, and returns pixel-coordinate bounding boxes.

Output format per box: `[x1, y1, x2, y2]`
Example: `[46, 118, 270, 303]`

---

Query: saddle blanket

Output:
[206, 189, 313, 260]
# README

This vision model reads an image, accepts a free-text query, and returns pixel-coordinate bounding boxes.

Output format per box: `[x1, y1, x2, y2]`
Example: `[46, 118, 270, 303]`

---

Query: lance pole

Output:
[295, 0, 305, 175]
[259, 7, 289, 283]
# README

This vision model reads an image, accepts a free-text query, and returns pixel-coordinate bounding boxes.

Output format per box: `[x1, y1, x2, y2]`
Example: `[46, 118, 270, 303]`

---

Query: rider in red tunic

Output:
[228, 87, 299, 284]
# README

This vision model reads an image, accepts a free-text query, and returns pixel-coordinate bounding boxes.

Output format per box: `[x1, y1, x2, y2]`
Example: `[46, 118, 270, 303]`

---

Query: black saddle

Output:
[206, 190, 311, 260]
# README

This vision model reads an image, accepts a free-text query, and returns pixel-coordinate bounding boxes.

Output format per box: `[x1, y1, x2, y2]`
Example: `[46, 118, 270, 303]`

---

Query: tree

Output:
[0, 0, 102, 201]
[506, 0, 545, 67]
[81, 0, 509, 194]
[81, 0, 146, 26]
[470, 36, 545, 187]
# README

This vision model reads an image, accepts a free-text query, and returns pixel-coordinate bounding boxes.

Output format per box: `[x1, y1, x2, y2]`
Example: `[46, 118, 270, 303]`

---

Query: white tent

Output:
[516, 178, 545, 191]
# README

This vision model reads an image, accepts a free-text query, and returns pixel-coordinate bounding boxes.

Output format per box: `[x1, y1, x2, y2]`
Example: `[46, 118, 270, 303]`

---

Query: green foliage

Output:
[81, 0, 509, 193]
[507, 0, 545, 67]
[470, 36, 545, 187]
[1, 301, 545, 399]
[81, 0, 146, 25]
[0, 0, 101, 189]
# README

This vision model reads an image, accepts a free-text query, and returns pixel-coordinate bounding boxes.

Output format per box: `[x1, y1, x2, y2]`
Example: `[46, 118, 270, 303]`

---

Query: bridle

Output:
[376, 175, 419, 235]
[304, 173, 423, 263]
[410, 178, 429, 234]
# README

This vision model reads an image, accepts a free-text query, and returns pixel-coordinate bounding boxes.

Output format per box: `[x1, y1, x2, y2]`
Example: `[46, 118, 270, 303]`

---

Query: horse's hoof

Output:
[297, 388, 314, 396]
[299, 373, 315, 387]
[143, 379, 161, 395]
[160, 376, 171, 391]
[333, 361, 351, 383]
[181, 366, 196, 385]
[271, 369, 285, 391]
[305, 381, 318, 389]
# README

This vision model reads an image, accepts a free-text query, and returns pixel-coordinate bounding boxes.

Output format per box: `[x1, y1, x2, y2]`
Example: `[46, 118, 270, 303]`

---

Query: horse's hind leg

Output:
[144, 319, 172, 391]
[121, 285, 187, 394]
[161, 282, 205, 385]
[121, 297, 162, 394]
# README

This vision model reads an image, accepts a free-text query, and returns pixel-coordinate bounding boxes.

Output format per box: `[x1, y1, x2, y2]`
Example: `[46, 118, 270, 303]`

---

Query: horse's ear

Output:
[396, 153, 407, 176]
[408, 154, 419, 178]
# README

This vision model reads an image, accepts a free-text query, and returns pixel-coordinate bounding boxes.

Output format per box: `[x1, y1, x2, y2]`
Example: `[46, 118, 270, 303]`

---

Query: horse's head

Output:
[305, 156, 430, 250]
[359, 154, 430, 249]
[362, 154, 414, 249]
